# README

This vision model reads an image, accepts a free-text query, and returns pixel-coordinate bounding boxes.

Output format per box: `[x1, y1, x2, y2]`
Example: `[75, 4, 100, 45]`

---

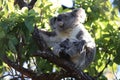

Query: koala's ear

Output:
[71, 8, 86, 23]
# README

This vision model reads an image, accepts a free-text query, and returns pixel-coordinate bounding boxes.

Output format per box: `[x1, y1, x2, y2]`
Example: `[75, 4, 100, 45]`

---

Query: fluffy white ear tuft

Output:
[72, 8, 86, 23]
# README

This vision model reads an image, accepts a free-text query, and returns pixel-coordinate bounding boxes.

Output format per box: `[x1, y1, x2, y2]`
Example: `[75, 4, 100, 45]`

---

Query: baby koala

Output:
[38, 8, 96, 70]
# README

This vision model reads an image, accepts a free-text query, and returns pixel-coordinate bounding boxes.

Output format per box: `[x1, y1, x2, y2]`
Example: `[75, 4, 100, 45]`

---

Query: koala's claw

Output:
[59, 49, 70, 60]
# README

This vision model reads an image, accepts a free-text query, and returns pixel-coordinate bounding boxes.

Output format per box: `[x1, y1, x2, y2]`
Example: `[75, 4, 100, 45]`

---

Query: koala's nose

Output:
[57, 15, 62, 21]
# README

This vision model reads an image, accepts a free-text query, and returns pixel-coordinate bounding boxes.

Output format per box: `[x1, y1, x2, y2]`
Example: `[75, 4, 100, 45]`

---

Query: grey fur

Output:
[38, 8, 96, 70]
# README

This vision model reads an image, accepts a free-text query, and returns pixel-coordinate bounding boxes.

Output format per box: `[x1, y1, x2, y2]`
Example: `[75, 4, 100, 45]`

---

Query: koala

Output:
[38, 8, 96, 70]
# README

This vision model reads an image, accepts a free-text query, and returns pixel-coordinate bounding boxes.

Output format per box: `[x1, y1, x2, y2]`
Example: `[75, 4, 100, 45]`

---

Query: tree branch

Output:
[1, 54, 92, 80]
[14, 0, 27, 9]
[94, 57, 111, 79]
[1, 55, 36, 79]
[33, 51, 95, 80]
[32, 27, 95, 80]
[14, 0, 37, 10]
[1, 27, 95, 80]
[28, 0, 37, 9]
[32, 26, 49, 51]
[1, 54, 69, 80]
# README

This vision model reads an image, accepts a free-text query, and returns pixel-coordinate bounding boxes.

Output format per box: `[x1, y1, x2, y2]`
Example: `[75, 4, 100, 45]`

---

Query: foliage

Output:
[113, 0, 120, 12]
[0, 0, 120, 79]
[76, 0, 120, 78]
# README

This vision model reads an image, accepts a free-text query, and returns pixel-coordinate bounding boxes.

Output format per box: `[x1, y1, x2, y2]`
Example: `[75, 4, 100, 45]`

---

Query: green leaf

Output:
[0, 27, 5, 39]
[0, 60, 2, 66]
[36, 58, 53, 73]
[8, 40, 17, 53]
[21, 7, 28, 14]
[0, 11, 4, 18]
[28, 9, 37, 16]
[114, 53, 120, 64]
[25, 16, 34, 33]
[10, 36, 18, 46]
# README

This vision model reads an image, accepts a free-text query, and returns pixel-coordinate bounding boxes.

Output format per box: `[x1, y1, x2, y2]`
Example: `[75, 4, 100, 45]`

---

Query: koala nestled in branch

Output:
[38, 8, 96, 70]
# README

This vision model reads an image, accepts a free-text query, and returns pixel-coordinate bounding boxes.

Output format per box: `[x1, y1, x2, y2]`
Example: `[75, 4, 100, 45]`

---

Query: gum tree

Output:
[0, 0, 120, 80]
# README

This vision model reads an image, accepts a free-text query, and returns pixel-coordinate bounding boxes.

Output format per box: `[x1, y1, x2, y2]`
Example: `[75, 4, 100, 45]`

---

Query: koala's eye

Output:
[57, 15, 62, 21]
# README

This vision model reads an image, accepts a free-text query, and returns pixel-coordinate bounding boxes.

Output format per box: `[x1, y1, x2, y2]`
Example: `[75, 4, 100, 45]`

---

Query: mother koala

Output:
[38, 8, 96, 70]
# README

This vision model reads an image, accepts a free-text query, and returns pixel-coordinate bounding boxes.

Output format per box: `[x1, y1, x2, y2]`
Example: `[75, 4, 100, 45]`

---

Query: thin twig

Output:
[94, 57, 111, 79]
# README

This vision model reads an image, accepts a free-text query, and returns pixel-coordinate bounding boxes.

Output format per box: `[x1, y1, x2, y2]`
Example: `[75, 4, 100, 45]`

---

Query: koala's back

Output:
[70, 24, 96, 69]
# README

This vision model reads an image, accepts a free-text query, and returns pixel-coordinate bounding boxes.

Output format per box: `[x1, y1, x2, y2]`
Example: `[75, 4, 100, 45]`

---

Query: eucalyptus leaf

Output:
[25, 16, 34, 33]
[8, 40, 17, 53]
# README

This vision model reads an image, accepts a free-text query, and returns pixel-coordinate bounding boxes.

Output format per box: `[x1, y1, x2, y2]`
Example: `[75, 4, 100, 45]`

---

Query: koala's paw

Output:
[60, 39, 71, 49]
[53, 44, 65, 57]
[59, 49, 70, 60]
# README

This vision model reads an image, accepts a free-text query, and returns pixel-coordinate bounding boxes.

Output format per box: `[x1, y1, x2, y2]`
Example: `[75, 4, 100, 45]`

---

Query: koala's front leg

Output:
[38, 30, 58, 47]
[33, 27, 50, 50]
[53, 44, 63, 56]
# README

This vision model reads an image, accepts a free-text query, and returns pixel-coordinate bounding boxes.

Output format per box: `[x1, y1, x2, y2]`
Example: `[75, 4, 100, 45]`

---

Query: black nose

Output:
[57, 15, 62, 21]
